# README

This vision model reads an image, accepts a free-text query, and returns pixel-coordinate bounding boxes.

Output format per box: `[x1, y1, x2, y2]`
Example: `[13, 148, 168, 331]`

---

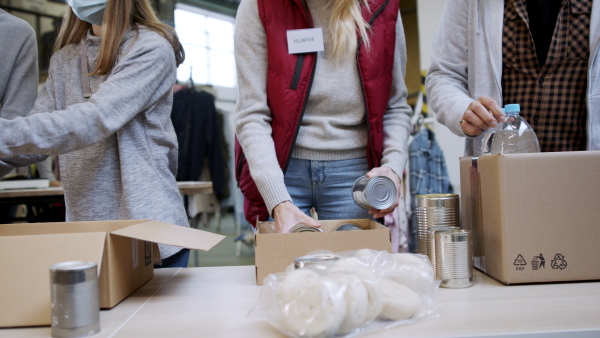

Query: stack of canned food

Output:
[415, 194, 473, 288]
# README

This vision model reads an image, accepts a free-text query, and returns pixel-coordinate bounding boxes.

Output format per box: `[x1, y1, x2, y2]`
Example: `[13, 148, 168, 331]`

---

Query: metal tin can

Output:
[50, 261, 100, 338]
[334, 223, 363, 231]
[435, 229, 473, 288]
[415, 194, 460, 256]
[352, 175, 397, 210]
[426, 226, 460, 279]
[291, 223, 323, 233]
[294, 253, 341, 269]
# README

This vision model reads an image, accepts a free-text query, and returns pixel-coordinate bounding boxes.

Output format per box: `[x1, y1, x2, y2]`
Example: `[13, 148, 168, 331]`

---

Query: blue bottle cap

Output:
[504, 104, 521, 114]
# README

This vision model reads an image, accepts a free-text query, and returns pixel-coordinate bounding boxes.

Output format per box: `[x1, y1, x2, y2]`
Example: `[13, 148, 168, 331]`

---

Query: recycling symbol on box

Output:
[513, 254, 527, 266]
[551, 253, 567, 270]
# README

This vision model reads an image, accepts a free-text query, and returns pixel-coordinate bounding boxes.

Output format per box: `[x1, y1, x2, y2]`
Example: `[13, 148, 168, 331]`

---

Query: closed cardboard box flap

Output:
[0, 232, 106, 327]
[110, 220, 225, 251]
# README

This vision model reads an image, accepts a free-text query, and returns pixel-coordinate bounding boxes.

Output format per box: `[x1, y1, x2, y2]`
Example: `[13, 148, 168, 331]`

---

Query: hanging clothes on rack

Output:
[170, 86, 227, 199]
[216, 108, 231, 200]
[408, 127, 454, 253]
[384, 171, 410, 253]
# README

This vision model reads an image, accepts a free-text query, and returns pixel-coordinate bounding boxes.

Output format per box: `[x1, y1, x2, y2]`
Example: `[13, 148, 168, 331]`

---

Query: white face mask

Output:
[67, 0, 108, 26]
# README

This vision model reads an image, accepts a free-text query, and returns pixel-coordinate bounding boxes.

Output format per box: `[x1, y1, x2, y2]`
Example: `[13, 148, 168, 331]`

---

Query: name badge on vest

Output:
[287, 28, 324, 54]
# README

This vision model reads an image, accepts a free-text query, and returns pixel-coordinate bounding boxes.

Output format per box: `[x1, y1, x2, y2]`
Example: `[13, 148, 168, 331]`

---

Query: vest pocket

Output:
[290, 54, 305, 90]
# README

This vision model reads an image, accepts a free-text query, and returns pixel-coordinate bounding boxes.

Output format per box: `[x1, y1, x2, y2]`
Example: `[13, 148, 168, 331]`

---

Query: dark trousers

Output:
[155, 248, 190, 268]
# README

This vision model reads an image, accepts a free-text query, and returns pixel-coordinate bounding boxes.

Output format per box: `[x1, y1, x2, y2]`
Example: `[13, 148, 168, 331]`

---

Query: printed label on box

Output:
[145, 242, 152, 267]
[132, 239, 139, 269]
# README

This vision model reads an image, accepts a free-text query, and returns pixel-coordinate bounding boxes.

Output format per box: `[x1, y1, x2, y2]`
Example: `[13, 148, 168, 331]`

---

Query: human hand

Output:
[365, 167, 401, 218]
[459, 96, 505, 137]
[273, 201, 321, 233]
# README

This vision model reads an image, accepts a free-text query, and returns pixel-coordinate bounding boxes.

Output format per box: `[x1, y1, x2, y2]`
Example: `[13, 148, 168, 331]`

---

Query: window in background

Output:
[174, 5, 236, 88]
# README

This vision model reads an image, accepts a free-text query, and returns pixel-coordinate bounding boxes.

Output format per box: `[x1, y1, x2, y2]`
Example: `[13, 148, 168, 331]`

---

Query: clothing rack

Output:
[187, 65, 195, 88]
[410, 91, 435, 135]
[175, 64, 214, 91]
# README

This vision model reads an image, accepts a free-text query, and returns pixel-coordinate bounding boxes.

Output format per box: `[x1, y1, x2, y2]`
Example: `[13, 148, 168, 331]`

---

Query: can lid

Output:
[50, 261, 98, 284]
[436, 229, 472, 243]
[415, 194, 459, 208]
[415, 193, 458, 200]
[366, 176, 396, 210]
[426, 226, 460, 234]
[50, 261, 97, 272]
[294, 253, 340, 269]
[291, 223, 323, 233]
[334, 224, 363, 231]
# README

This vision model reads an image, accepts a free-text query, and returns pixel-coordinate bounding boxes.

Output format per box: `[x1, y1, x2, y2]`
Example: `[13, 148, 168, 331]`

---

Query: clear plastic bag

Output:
[250, 249, 442, 337]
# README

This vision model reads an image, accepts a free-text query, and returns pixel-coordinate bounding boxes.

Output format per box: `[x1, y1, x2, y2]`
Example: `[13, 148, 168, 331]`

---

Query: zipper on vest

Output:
[299, 0, 314, 27]
[284, 0, 317, 173]
[290, 0, 314, 90]
[236, 152, 245, 187]
[290, 54, 305, 90]
[356, 0, 390, 167]
[285, 58, 316, 174]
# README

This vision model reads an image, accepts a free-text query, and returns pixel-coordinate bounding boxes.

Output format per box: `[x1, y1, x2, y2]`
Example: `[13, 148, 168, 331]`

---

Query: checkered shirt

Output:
[501, 0, 591, 152]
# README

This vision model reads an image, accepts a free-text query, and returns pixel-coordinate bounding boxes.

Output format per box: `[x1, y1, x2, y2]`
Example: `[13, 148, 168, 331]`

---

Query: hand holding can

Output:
[352, 175, 397, 212]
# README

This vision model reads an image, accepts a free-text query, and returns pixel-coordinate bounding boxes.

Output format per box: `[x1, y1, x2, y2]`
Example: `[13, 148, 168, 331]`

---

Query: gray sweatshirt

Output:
[0, 28, 188, 259]
[234, 0, 412, 214]
[0, 9, 38, 120]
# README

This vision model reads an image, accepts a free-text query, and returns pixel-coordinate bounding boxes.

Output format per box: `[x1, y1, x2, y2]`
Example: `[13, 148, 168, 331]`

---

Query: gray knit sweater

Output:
[234, 0, 412, 215]
[0, 28, 188, 259]
[0, 10, 38, 120]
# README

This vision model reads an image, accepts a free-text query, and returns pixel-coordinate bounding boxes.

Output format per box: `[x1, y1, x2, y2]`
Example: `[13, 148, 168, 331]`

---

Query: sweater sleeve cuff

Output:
[254, 174, 292, 216]
[381, 153, 407, 180]
[448, 100, 473, 137]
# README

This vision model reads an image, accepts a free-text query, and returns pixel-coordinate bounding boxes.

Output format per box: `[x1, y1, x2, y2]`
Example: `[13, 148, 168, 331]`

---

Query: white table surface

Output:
[2, 266, 599, 338]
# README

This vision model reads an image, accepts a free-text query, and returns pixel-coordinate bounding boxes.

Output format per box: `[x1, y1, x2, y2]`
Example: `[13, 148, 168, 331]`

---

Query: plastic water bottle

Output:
[490, 104, 540, 154]
[480, 108, 504, 155]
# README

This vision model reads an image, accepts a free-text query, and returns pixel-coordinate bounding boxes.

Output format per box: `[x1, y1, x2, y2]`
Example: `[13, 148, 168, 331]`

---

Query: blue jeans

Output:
[283, 157, 370, 220]
[155, 248, 190, 268]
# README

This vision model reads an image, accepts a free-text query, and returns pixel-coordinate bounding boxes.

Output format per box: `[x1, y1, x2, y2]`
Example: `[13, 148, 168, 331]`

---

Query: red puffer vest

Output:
[235, 0, 400, 225]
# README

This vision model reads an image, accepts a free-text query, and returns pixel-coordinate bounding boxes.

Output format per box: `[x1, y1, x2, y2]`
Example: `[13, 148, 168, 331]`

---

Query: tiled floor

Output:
[188, 210, 255, 267]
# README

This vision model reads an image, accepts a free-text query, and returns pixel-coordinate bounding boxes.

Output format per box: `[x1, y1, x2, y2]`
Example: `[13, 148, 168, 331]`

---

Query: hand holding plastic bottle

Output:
[459, 96, 506, 137]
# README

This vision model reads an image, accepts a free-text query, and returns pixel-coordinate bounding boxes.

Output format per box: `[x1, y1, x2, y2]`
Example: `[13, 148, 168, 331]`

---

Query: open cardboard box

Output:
[0, 219, 225, 328]
[460, 151, 600, 285]
[254, 219, 391, 285]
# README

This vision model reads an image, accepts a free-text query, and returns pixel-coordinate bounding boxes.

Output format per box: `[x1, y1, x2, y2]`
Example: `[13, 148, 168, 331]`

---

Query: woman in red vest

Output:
[234, 0, 411, 233]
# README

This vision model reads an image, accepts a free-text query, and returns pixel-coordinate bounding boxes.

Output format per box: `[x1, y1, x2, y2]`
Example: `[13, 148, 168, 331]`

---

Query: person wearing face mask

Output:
[0, 0, 191, 267]
[234, 0, 412, 232]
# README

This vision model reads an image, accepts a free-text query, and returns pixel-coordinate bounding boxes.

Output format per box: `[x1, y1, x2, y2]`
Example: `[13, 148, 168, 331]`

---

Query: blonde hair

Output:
[54, 0, 185, 76]
[328, 0, 371, 61]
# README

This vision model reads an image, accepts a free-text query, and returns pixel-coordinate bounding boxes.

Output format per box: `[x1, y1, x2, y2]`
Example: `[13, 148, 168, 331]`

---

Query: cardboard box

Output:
[460, 151, 600, 285]
[254, 219, 391, 285]
[0, 220, 224, 328]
